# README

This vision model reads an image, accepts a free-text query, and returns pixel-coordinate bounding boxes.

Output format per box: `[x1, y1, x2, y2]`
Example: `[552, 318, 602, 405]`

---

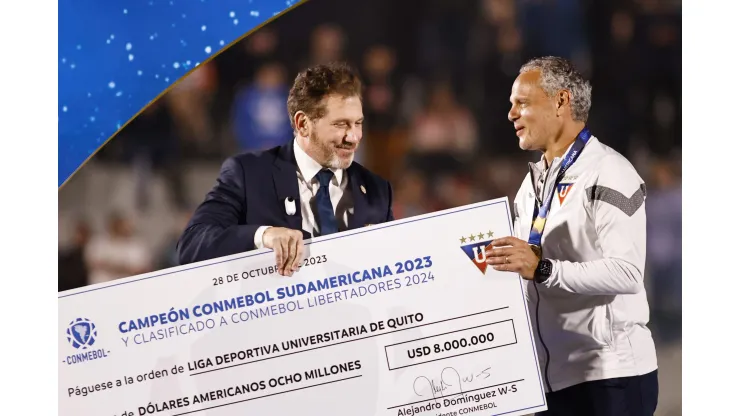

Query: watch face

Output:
[540, 260, 552, 276]
[535, 260, 552, 283]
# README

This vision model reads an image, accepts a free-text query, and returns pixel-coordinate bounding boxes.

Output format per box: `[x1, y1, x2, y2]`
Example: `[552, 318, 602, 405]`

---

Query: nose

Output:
[508, 106, 519, 123]
[344, 127, 361, 144]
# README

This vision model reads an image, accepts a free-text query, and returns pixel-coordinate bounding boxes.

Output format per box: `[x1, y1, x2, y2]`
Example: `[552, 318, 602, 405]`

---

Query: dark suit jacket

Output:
[177, 141, 394, 265]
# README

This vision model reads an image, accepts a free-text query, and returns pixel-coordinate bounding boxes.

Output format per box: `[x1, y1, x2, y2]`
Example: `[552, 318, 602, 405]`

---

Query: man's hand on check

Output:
[485, 237, 539, 280]
[262, 227, 304, 276]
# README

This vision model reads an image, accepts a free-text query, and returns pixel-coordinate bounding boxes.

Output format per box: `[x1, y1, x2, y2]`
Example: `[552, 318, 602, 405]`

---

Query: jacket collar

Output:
[527, 138, 590, 199]
[273, 139, 368, 231]
[273, 140, 303, 232]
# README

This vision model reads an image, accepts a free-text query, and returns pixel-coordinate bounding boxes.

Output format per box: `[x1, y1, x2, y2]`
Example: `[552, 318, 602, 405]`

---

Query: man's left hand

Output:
[485, 236, 540, 280]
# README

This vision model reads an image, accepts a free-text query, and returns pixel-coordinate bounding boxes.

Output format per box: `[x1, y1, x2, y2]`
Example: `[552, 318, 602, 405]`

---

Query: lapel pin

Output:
[360, 185, 366, 194]
[285, 197, 296, 216]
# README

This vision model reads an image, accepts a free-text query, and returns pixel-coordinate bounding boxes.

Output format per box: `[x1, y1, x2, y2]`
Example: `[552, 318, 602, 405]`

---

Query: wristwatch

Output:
[533, 259, 553, 284]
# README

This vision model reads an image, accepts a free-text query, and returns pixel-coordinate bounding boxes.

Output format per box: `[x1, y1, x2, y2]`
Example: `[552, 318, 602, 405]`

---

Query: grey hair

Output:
[520, 56, 592, 122]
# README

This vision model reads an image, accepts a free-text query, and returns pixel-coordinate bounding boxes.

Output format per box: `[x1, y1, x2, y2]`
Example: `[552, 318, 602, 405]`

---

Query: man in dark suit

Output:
[177, 62, 394, 276]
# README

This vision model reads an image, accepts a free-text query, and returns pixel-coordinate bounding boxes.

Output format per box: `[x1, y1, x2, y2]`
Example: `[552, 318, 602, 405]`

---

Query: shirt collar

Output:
[528, 140, 577, 188]
[293, 137, 344, 185]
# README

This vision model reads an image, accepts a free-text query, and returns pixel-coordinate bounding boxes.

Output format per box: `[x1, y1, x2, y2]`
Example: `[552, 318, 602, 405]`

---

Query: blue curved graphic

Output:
[58, 0, 302, 187]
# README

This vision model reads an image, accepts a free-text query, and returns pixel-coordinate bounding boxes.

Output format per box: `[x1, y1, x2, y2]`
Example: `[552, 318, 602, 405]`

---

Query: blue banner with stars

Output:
[58, 0, 304, 187]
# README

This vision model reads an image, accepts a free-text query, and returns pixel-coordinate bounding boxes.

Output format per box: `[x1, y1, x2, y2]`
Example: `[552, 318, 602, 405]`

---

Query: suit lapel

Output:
[273, 141, 304, 233]
[347, 164, 370, 230]
[272, 143, 372, 233]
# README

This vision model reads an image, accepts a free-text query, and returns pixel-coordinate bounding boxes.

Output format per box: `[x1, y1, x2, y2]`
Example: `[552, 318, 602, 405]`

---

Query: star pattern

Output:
[460, 230, 496, 244]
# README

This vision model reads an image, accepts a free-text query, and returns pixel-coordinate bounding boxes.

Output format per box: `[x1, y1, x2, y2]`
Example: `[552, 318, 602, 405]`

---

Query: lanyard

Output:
[528, 127, 591, 256]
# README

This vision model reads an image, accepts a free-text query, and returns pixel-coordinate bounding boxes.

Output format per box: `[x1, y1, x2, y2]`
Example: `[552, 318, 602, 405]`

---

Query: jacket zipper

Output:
[531, 163, 554, 393]
[533, 282, 553, 393]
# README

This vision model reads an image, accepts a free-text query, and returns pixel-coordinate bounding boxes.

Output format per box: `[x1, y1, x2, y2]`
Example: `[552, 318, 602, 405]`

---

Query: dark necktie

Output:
[315, 169, 338, 236]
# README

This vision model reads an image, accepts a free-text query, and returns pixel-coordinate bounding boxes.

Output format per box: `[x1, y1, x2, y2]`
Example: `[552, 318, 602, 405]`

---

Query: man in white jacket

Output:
[485, 56, 659, 415]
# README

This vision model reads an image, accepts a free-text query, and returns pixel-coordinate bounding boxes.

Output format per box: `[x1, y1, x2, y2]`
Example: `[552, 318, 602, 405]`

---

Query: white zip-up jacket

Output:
[512, 135, 658, 393]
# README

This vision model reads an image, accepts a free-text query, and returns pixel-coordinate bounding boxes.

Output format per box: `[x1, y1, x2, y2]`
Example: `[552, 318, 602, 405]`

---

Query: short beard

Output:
[309, 130, 354, 170]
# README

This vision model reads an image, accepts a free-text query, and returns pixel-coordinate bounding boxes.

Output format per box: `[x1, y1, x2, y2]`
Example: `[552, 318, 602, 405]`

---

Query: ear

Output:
[556, 90, 570, 116]
[294, 111, 310, 137]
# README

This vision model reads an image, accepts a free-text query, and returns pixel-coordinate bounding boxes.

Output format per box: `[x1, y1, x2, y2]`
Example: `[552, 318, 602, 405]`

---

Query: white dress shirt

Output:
[254, 138, 352, 248]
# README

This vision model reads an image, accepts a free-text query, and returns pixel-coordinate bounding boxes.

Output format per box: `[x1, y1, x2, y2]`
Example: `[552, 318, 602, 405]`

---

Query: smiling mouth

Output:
[336, 147, 355, 155]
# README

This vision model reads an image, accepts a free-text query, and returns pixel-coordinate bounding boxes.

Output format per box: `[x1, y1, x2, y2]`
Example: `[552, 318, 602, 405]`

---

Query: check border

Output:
[58, 198, 548, 414]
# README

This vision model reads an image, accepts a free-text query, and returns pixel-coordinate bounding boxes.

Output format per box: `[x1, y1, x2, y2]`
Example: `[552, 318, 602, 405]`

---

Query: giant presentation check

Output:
[59, 198, 547, 416]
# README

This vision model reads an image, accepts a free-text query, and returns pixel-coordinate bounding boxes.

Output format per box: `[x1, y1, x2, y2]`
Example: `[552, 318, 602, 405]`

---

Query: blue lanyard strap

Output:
[528, 127, 591, 250]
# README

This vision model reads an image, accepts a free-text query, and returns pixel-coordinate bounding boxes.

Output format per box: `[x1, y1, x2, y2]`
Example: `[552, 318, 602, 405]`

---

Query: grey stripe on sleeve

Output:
[586, 184, 647, 216]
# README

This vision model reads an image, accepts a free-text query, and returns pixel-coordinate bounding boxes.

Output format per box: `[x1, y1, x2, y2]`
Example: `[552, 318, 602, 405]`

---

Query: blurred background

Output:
[58, 0, 681, 413]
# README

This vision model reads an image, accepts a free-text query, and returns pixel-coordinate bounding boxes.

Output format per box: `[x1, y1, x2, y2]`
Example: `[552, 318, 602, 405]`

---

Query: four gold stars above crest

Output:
[459, 230, 494, 244]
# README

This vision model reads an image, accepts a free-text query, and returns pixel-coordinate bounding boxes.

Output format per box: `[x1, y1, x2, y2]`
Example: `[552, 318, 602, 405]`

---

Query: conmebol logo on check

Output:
[63, 317, 110, 366]
[67, 318, 97, 349]
[459, 230, 495, 274]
